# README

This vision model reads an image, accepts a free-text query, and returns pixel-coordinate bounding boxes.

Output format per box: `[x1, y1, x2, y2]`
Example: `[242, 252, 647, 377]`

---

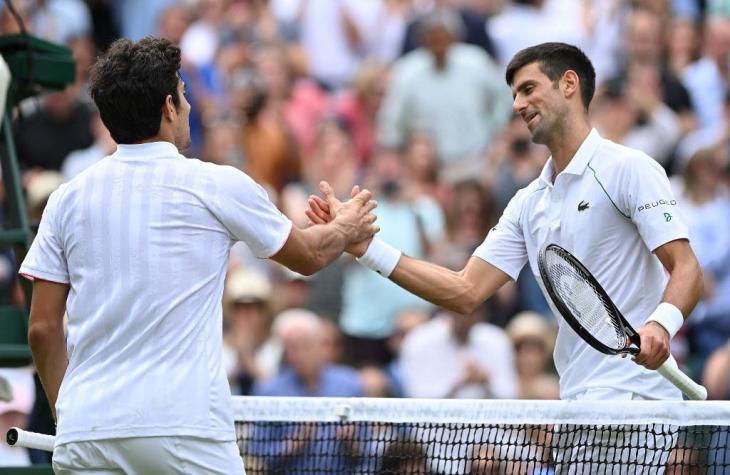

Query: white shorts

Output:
[554, 388, 678, 475]
[52, 436, 245, 474]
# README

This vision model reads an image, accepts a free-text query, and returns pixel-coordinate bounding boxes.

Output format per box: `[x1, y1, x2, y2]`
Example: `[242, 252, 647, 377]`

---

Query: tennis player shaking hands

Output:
[308, 42, 703, 403]
[21, 37, 377, 474]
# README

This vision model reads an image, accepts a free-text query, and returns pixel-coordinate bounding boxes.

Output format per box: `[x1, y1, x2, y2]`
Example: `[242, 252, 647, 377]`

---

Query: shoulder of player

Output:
[591, 139, 665, 179]
[185, 159, 256, 188]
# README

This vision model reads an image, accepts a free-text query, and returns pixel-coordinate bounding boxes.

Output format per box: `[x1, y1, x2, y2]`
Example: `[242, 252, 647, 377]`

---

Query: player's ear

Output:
[162, 94, 175, 122]
[561, 70, 580, 100]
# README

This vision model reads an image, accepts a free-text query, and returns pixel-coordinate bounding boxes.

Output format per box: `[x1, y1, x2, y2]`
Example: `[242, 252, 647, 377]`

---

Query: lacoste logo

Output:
[578, 201, 590, 212]
[664, 212, 672, 222]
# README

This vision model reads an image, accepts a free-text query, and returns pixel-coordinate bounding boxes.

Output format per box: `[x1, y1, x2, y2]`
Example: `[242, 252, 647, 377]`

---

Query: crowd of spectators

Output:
[3, 0, 730, 467]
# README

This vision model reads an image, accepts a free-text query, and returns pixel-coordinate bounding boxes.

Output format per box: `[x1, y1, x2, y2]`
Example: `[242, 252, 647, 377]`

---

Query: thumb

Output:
[320, 181, 340, 206]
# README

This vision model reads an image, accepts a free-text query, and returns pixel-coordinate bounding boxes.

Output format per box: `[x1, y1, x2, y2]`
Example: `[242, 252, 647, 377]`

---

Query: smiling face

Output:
[510, 62, 570, 145]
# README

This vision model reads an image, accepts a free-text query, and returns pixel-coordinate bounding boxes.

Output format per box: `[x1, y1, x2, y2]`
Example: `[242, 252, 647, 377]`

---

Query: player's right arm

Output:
[388, 254, 511, 315]
[306, 182, 522, 314]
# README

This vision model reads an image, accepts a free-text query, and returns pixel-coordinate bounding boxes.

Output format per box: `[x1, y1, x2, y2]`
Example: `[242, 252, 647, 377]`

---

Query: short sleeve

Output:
[472, 188, 529, 280]
[205, 165, 293, 258]
[623, 154, 689, 252]
[19, 187, 70, 283]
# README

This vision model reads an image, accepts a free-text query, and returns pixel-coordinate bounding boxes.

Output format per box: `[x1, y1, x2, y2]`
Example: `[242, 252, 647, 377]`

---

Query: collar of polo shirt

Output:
[114, 141, 181, 159]
[539, 129, 602, 185]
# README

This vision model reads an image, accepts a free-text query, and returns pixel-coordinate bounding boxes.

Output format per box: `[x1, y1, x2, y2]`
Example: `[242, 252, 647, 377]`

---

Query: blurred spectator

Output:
[486, 114, 547, 213]
[401, 307, 517, 399]
[201, 120, 243, 166]
[30, 0, 92, 44]
[617, 5, 694, 128]
[115, 0, 177, 41]
[273, 0, 382, 91]
[666, 16, 725, 134]
[704, 340, 730, 399]
[339, 149, 444, 367]
[180, 0, 230, 68]
[61, 109, 116, 181]
[25, 170, 63, 224]
[359, 365, 392, 398]
[14, 87, 94, 172]
[0, 368, 34, 467]
[401, 0, 497, 60]
[591, 71, 682, 167]
[489, 0, 586, 67]
[433, 179, 496, 271]
[320, 318, 345, 364]
[0, 1, 30, 35]
[672, 147, 730, 373]
[237, 54, 301, 194]
[506, 311, 559, 399]
[377, 7, 511, 182]
[376, 439, 431, 475]
[384, 307, 429, 398]
[333, 60, 389, 165]
[371, 0, 413, 64]
[223, 268, 275, 395]
[85, 0, 119, 52]
[704, 15, 730, 85]
[253, 308, 363, 397]
[401, 133, 447, 205]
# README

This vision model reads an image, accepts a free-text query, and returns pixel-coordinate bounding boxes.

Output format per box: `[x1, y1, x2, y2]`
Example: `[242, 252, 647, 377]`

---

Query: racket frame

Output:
[538, 243, 641, 356]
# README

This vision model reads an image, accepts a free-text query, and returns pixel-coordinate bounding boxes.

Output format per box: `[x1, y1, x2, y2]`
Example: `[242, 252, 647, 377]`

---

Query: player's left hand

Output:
[633, 322, 671, 370]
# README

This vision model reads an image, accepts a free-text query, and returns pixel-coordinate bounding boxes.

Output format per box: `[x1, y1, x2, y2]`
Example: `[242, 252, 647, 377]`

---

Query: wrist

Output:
[646, 302, 684, 339]
[356, 238, 401, 277]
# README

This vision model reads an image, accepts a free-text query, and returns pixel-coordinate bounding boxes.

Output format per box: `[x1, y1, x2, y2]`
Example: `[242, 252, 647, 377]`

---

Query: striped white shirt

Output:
[21, 142, 292, 445]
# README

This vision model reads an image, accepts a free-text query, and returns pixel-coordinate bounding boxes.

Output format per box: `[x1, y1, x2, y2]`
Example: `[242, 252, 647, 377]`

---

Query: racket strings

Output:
[545, 250, 626, 351]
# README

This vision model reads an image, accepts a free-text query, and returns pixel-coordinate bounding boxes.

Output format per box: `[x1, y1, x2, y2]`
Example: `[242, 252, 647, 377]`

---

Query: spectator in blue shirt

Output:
[250, 309, 364, 473]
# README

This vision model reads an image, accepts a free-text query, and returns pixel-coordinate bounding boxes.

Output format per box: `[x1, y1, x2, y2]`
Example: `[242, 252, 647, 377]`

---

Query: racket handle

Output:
[657, 355, 708, 400]
[6, 427, 55, 452]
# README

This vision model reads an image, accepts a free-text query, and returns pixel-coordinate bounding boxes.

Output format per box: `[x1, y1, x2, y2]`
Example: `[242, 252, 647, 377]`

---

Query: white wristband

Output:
[356, 238, 402, 277]
[646, 302, 684, 338]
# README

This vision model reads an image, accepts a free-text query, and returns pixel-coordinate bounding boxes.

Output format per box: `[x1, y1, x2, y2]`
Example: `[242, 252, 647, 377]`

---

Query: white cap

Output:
[224, 268, 272, 304]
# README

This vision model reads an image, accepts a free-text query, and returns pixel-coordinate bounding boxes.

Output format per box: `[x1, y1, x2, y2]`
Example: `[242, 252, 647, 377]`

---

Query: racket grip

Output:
[6, 427, 55, 452]
[657, 356, 708, 400]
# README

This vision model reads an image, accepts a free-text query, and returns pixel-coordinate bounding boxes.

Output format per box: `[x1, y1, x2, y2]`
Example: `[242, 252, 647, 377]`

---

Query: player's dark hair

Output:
[505, 42, 596, 111]
[89, 37, 181, 144]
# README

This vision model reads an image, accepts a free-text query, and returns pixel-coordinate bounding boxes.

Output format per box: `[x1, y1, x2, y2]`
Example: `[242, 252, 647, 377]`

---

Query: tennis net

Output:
[233, 396, 730, 474]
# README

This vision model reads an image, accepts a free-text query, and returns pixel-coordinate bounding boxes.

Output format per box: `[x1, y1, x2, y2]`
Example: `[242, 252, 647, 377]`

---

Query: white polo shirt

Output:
[474, 129, 688, 400]
[20, 142, 292, 445]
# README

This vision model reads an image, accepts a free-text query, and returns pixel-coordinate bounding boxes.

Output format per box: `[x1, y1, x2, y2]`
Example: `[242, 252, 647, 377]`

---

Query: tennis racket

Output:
[537, 243, 707, 400]
[6, 427, 55, 452]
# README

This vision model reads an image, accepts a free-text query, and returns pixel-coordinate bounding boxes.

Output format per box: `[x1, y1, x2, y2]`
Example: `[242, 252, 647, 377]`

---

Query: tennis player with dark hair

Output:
[21, 37, 378, 474]
[310, 42, 702, 398]
[310, 41, 703, 472]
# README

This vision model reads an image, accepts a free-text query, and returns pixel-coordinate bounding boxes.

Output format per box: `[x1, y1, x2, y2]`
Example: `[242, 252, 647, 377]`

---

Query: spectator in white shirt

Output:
[400, 307, 517, 399]
[377, 7, 511, 182]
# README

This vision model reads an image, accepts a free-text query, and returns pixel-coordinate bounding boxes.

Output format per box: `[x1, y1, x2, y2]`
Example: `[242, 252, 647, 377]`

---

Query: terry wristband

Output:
[356, 238, 402, 277]
[646, 302, 684, 338]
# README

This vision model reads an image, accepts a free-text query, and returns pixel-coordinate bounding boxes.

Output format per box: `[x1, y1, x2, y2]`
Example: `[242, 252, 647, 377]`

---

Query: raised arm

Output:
[305, 183, 511, 314]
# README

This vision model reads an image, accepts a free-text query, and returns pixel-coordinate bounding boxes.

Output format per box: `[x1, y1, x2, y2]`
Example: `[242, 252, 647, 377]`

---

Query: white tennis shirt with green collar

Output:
[20, 142, 293, 445]
[474, 129, 688, 401]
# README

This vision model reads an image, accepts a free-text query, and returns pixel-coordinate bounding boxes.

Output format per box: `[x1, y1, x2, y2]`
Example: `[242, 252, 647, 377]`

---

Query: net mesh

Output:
[233, 397, 730, 475]
[542, 246, 625, 351]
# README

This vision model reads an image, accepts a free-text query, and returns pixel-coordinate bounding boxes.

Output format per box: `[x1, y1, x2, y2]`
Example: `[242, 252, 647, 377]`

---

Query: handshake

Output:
[305, 180, 379, 257]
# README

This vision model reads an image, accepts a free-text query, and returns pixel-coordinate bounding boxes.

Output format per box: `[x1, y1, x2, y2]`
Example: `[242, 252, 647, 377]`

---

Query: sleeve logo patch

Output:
[664, 212, 672, 222]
